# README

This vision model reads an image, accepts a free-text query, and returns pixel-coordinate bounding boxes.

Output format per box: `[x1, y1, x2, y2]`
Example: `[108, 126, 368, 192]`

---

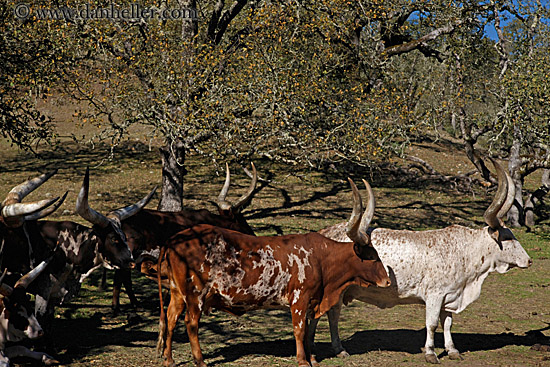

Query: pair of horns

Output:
[483, 158, 515, 230]
[0, 257, 53, 297]
[76, 167, 157, 228]
[1, 170, 67, 224]
[344, 159, 513, 237]
[345, 178, 375, 248]
[216, 163, 257, 212]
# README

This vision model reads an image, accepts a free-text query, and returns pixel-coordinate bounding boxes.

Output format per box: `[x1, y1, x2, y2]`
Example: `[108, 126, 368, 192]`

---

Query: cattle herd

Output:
[0, 159, 533, 367]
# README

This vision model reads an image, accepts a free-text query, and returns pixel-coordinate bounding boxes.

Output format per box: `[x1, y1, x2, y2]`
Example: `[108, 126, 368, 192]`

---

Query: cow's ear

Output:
[490, 229, 503, 249]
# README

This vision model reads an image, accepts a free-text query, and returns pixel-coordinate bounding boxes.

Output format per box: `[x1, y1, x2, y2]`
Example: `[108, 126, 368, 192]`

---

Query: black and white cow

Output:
[0, 258, 58, 367]
[1, 169, 155, 341]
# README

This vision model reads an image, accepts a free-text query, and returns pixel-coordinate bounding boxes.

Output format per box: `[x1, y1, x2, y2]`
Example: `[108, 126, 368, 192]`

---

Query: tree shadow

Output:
[199, 326, 550, 366]
[35, 311, 158, 365]
[243, 178, 490, 234]
[334, 327, 549, 360]
[0, 140, 159, 176]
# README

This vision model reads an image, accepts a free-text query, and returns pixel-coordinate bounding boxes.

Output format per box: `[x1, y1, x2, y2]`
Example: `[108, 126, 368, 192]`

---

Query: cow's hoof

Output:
[311, 356, 321, 367]
[336, 350, 350, 358]
[448, 351, 463, 360]
[425, 354, 440, 364]
[42, 355, 60, 366]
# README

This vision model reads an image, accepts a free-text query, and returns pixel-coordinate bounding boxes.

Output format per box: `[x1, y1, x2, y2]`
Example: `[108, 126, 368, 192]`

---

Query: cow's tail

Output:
[156, 246, 167, 357]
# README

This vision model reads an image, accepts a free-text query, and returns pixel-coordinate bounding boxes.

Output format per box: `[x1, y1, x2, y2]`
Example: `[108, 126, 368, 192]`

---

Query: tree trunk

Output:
[157, 0, 197, 212]
[507, 125, 524, 227]
[525, 169, 550, 227]
[158, 137, 186, 212]
[463, 138, 495, 184]
[457, 110, 495, 184]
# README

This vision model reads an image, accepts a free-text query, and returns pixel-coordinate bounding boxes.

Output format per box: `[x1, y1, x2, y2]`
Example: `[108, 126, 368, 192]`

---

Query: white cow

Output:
[310, 159, 532, 364]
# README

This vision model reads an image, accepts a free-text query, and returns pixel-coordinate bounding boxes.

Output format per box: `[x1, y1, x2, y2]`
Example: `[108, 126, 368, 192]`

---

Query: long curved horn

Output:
[1, 170, 57, 207]
[216, 163, 232, 211]
[24, 191, 68, 221]
[1, 170, 59, 219]
[346, 178, 374, 247]
[359, 179, 375, 236]
[2, 197, 59, 218]
[109, 186, 157, 221]
[345, 178, 364, 243]
[483, 158, 509, 229]
[216, 163, 257, 212]
[75, 167, 110, 228]
[232, 163, 257, 210]
[13, 256, 52, 290]
[497, 167, 516, 219]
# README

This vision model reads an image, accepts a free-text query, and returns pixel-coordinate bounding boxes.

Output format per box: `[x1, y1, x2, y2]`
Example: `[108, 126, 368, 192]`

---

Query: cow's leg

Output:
[112, 269, 123, 314]
[291, 305, 312, 367]
[5, 345, 60, 366]
[162, 290, 188, 367]
[305, 317, 320, 367]
[424, 297, 443, 364]
[307, 316, 320, 362]
[98, 267, 107, 291]
[34, 291, 56, 353]
[440, 310, 462, 360]
[121, 268, 139, 309]
[184, 302, 206, 367]
[327, 303, 349, 357]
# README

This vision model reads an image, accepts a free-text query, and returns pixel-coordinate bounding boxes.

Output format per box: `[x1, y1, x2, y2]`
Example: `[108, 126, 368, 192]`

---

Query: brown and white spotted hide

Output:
[38, 220, 133, 315]
[313, 223, 532, 363]
[100, 163, 258, 315]
[107, 203, 258, 313]
[157, 224, 390, 367]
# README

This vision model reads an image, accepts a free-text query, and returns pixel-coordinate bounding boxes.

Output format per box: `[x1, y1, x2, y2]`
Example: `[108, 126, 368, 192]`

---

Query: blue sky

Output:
[484, 0, 549, 40]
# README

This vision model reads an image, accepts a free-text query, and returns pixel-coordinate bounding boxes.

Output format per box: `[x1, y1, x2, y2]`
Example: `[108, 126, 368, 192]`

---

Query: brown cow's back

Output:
[164, 224, 388, 316]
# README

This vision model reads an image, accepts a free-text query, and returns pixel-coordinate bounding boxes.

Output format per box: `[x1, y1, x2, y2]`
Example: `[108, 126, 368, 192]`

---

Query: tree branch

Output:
[381, 21, 461, 58]
[214, 0, 248, 44]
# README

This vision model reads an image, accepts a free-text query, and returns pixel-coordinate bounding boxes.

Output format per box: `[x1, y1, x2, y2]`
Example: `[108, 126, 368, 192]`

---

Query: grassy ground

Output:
[1, 128, 549, 367]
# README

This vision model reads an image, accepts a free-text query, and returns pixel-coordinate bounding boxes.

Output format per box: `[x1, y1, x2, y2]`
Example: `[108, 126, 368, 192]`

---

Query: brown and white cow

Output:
[156, 178, 391, 367]
[106, 163, 258, 314]
[310, 159, 532, 364]
[0, 258, 58, 367]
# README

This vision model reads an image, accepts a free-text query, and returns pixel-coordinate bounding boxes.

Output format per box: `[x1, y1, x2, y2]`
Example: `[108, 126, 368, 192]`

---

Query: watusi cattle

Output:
[107, 163, 258, 314]
[156, 178, 391, 367]
[0, 169, 154, 342]
[0, 258, 58, 367]
[311, 158, 532, 364]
